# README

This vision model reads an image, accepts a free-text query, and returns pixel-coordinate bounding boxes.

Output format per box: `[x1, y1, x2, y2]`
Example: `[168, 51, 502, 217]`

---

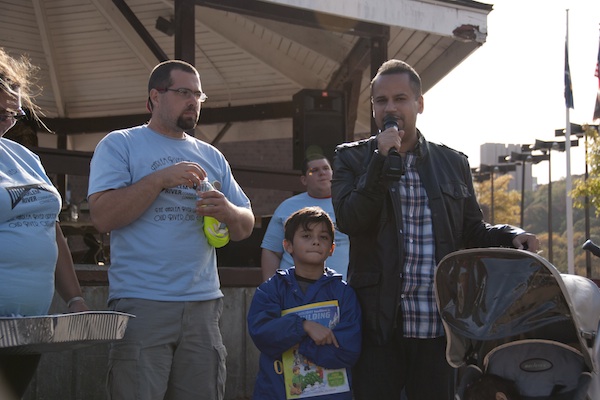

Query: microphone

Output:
[383, 114, 399, 131]
[382, 115, 404, 179]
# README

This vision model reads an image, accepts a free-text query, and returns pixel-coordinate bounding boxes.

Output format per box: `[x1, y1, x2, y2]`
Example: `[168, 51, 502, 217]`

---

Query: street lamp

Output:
[528, 139, 577, 263]
[554, 123, 585, 137]
[507, 151, 549, 228]
[554, 124, 584, 274]
[478, 163, 517, 224]
[580, 125, 599, 277]
[472, 167, 491, 221]
[479, 165, 498, 224]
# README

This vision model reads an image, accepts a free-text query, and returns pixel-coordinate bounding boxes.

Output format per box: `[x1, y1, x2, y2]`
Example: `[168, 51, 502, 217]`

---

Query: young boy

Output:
[248, 206, 361, 399]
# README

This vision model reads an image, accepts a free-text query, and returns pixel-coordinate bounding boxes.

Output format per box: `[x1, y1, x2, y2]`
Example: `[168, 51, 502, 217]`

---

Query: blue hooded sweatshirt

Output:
[248, 268, 361, 399]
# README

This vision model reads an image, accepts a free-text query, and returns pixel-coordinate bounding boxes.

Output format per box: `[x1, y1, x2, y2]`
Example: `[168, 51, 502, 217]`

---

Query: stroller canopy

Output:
[434, 248, 600, 374]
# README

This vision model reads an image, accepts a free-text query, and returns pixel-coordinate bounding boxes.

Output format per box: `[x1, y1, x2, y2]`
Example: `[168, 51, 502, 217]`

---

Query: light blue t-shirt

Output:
[88, 125, 251, 302]
[0, 138, 61, 316]
[260, 192, 349, 279]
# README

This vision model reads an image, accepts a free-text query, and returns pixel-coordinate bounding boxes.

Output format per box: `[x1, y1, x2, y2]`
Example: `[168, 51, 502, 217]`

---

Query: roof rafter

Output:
[41, 101, 294, 134]
[154, 0, 329, 88]
[90, 0, 162, 70]
[244, 16, 352, 62]
[196, 7, 325, 88]
[32, 0, 65, 116]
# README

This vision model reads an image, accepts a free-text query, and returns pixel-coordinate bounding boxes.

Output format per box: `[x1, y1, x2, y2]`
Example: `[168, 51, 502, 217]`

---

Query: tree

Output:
[474, 166, 600, 277]
[524, 177, 600, 276]
[572, 125, 600, 216]
[473, 174, 520, 226]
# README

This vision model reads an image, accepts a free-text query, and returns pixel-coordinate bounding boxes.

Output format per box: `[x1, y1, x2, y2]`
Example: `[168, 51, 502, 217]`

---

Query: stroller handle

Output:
[582, 239, 600, 258]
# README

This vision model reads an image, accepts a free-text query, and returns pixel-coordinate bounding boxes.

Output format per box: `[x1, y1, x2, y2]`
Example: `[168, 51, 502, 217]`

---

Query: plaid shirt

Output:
[396, 152, 444, 338]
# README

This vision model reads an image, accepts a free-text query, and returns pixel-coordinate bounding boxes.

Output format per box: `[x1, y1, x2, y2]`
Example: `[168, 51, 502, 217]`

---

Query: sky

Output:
[417, 0, 600, 184]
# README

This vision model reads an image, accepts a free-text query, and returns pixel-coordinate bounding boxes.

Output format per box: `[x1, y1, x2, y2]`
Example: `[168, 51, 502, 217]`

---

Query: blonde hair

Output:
[0, 47, 41, 118]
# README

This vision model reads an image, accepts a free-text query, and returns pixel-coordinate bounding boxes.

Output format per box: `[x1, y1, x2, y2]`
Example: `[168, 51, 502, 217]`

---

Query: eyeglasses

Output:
[0, 109, 26, 122]
[157, 87, 208, 102]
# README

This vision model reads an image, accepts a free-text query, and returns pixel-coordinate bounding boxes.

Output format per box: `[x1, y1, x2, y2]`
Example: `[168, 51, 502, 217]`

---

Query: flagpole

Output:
[565, 9, 575, 274]
[565, 114, 574, 274]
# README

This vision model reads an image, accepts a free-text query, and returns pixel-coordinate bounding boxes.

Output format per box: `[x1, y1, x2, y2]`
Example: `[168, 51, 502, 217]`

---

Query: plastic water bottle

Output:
[197, 179, 230, 248]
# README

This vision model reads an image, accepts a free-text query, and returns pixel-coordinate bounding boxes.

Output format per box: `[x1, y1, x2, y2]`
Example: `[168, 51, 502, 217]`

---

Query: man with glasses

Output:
[88, 60, 254, 400]
[260, 155, 349, 281]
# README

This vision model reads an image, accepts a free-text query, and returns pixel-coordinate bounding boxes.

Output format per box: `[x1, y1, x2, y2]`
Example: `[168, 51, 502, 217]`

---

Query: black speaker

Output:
[292, 89, 346, 170]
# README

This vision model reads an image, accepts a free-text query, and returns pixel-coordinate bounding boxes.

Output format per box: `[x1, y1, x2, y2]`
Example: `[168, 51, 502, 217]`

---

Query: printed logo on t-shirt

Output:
[5, 184, 54, 209]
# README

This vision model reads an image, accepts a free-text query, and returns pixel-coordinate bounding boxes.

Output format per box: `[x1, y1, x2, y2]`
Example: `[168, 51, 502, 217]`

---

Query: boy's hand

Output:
[303, 320, 339, 348]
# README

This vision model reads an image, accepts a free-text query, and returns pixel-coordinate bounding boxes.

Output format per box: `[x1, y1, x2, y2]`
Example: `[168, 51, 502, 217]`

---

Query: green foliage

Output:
[572, 125, 600, 216]
[475, 164, 600, 277]
[474, 174, 520, 226]
[523, 177, 600, 276]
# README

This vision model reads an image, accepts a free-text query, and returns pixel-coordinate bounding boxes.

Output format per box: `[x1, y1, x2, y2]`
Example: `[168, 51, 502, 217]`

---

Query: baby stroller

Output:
[434, 248, 600, 400]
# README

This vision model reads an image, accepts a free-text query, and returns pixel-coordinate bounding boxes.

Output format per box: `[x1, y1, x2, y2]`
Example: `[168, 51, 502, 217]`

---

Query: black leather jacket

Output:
[332, 132, 524, 345]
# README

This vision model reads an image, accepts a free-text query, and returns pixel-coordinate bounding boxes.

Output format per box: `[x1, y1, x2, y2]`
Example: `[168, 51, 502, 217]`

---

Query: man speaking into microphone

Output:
[331, 59, 540, 400]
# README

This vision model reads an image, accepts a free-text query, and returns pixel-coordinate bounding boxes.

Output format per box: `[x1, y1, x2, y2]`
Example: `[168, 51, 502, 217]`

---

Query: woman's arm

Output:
[54, 223, 89, 312]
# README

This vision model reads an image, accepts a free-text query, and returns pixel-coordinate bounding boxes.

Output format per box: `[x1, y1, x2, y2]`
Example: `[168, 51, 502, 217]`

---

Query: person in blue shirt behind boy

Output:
[248, 206, 361, 399]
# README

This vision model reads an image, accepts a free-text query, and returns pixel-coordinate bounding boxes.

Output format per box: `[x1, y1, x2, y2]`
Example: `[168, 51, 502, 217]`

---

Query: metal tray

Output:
[0, 311, 133, 354]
